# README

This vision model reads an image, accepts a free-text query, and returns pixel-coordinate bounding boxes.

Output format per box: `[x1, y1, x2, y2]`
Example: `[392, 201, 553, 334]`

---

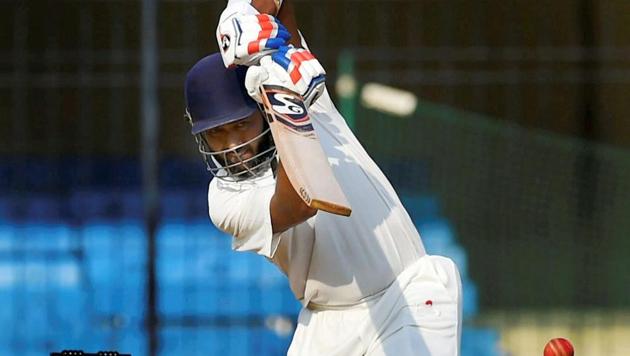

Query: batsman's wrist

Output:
[249, 0, 283, 15]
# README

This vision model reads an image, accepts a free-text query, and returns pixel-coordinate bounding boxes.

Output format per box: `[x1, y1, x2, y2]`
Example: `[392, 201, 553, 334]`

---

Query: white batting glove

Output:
[244, 58, 270, 103]
[271, 45, 326, 106]
[216, 2, 291, 68]
[245, 53, 326, 108]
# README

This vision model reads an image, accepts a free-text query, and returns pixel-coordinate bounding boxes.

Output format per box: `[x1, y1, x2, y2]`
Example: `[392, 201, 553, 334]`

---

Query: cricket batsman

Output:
[184, 0, 462, 354]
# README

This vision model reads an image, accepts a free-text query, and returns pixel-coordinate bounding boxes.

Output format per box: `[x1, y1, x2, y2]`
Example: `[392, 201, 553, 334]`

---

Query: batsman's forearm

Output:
[251, 0, 278, 16]
[270, 160, 317, 234]
[251, 0, 301, 47]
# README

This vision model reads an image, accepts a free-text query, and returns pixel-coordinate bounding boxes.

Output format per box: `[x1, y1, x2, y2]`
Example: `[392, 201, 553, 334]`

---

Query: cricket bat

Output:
[259, 84, 352, 217]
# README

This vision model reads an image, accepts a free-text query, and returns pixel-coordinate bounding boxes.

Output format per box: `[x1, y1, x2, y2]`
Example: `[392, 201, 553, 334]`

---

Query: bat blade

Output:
[260, 84, 351, 217]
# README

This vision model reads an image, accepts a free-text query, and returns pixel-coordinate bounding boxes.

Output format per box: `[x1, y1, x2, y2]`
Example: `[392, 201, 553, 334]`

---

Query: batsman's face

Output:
[202, 111, 266, 171]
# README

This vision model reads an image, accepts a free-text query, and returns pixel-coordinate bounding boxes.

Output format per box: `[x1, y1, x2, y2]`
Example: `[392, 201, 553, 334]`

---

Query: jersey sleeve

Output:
[208, 180, 283, 258]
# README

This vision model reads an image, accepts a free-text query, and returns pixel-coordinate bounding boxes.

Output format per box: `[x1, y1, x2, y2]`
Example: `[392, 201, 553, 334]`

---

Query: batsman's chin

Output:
[226, 150, 253, 163]
[226, 161, 263, 179]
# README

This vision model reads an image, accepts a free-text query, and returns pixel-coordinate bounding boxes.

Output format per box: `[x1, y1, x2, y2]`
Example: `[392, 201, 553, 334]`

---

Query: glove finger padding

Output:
[244, 59, 272, 104]
[271, 46, 326, 107]
[245, 52, 326, 109]
[237, 16, 291, 43]
[217, 4, 291, 67]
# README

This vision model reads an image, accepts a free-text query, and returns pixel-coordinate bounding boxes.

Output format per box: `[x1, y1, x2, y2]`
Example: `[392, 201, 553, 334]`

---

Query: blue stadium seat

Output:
[226, 327, 253, 356]
[118, 281, 145, 321]
[160, 189, 209, 220]
[24, 197, 66, 222]
[82, 221, 145, 272]
[422, 236, 452, 256]
[84, 256, 144, 318]
[0, 224, 15, 252]
[0, 288, 16, 339]
[159, 328, 187, 356]
[64, 157, 138, 189]
[219, 287, 252, 317]
[116, 221, 146, 265]
[187, 219, 231, 245]
[10, 344, 50, 356]
[51, 286, 87, 335]
[157, 222, 188, 248]
[417, 218, 456, 246]
[184, 327, 252, 356]
[17, 223, 73, 253]
[89, 280, 118, 314]
[159, 288, 185, 316]
[157, 222, 235, 320]
[157, 255, 186, 287]
[226, 251, 257, 283]
[438, 243, 469, 278]
[118, 327, 146, 356]
[257, 259, 286, 287]
[281, 293, 302, 316]
[189, 190, 211, 219]
[157, 221, 221, 259]
[160, 190, 191, 220]
[15, 291, 48, 339]
[461, 327, 501, 356]
[85, 256, 115, 286]
[82, 223, 118, 255]
[17, 261, 66, 291]
[401, 195, 440, 222]
[258, 285, 299, 315]
[462, 278, 479, 319]
[57, 289, 90, 337]
[177, 286, 253, 317]
[253, 326, 294, 356]
[160, 159, 209, 189]
[250, 282, 300, 317]
[157, 246, 213, 288]
[120, 191, 143, 220]
[69, 191, 122, 221]
[197, 329, 224, 356]
[160, 327, 219, 356]
[197, 253, 227, 288]
[51, 261, 81, 289]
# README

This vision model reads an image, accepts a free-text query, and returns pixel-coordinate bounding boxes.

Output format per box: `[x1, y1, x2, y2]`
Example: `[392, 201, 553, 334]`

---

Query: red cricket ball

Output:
[543, 337, 574, 356]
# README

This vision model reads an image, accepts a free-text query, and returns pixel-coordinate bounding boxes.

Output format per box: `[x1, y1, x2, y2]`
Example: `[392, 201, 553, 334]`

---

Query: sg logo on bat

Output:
[263, 85, 314, 134]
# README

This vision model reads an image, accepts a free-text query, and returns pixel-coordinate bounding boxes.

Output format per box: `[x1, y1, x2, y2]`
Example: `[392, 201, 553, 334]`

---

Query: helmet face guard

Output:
[186, 109, 276, 181]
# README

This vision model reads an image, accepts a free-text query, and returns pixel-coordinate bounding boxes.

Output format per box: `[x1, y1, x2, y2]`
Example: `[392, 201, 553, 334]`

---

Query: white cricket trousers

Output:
[287, 255, 462, 356]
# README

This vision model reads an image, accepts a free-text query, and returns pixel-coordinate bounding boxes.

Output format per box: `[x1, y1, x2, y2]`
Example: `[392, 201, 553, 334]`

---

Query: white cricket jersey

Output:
[208, 89, 426, 307]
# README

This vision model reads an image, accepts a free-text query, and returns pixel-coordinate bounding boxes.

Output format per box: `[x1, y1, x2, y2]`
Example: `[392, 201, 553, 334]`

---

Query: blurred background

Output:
[1, 0, 629, 355]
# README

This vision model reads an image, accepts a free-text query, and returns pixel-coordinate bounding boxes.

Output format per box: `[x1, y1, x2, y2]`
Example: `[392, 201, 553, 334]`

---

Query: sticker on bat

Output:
[299, 187, 312, 204]
[271, 94, 305, 116]
[263, 85, 314, 133]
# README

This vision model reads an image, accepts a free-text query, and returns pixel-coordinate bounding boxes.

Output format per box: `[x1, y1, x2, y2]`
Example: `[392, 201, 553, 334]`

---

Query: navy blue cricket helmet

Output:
[184, 53, 276, 181]
[185, 53, 258, 134]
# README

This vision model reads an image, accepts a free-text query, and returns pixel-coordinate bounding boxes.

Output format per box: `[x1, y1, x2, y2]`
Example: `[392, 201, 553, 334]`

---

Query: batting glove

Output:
[216, 3, 291, 68]
[271, 45, 326, 107]
[245, 52, 326, 109]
